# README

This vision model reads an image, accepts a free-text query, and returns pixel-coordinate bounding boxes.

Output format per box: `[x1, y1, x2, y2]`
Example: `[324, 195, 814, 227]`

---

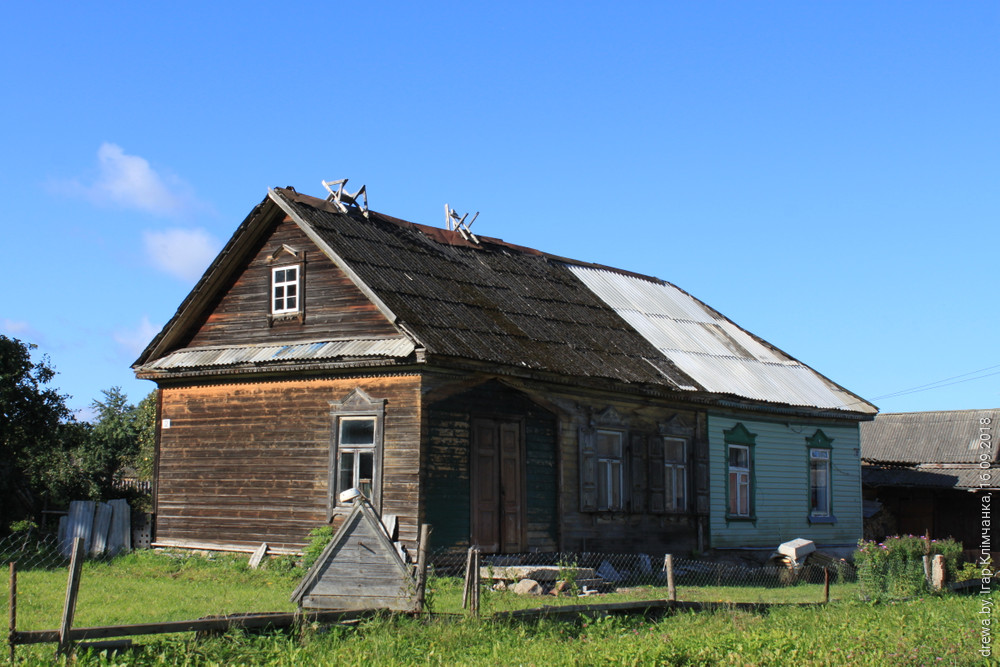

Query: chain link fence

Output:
[2, 531, 868, 637]
[424, 547, 859, 613]
[1, 532, 302, 634]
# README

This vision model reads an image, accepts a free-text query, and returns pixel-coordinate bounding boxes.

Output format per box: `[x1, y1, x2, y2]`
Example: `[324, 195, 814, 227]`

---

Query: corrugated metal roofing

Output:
[861, 409, 1000, 464]
[568, 265, 867, 411]
[144, 338, 415, 370]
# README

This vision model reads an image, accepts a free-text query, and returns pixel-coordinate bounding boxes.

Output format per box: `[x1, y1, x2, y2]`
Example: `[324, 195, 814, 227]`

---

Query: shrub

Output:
[302, 525, 334, 570]
[854, 535, 963, 601]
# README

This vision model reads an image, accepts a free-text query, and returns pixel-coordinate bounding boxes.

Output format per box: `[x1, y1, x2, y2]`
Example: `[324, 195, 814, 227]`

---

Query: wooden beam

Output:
[58, 537, 85, 655]
[15, 610, 384, 646]
[415, 524, 431, 612]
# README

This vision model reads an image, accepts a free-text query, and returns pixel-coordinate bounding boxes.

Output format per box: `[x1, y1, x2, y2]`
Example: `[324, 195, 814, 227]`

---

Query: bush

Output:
[854, 535, 963, 601]
[302, 525, 334, 570]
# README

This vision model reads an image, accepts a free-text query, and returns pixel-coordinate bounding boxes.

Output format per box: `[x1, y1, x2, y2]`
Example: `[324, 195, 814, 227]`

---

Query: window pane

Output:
[274, 269, 286, 282]
[286, 296, 297, 310]
[339, 451, 355, 492]
[664, 439, 685, 462]
[729, 446, 748, 469]
[285, 267, 296, 281]
[597, 431, 621, 458]
[665, 469, 675, 510]
[610, 460, 621, 509]
[286, 284, 296, 297]
[676, 472, 686, 510]
[738, 477, 749, 515]
[729, 472, 740, 514]
[274, 297, 284, 310]
[597, 460, 610, 509]
[359, 452, 374, 497]
[341, 418, 375, 445]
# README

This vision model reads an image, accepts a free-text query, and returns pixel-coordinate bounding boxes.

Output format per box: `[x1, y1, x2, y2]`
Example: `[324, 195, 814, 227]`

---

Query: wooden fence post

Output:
[823, 567, 830, 603]
[462, 547, 474, 610]
[665, 554, 676, 602]
[58, 537, 85, 656]
[415, 524, 431, 613]
[931, 554, 946, 591]
[471, 548, 480, 618]
[8, 562, 16, 666]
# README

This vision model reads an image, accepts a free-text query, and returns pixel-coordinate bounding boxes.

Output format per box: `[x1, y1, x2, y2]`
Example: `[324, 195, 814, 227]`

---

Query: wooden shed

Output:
[291, 497, 418, 611]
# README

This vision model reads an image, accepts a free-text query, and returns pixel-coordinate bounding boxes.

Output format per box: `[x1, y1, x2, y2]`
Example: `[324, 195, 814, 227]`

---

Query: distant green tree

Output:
[135, 390, 158, 481]
[80, 386, 142, 498]
[0, 335, 76, 530]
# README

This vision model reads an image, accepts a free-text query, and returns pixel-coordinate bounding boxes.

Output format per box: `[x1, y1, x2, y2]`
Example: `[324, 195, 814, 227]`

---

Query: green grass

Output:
[1, 552, 985, 665]
[3, 550, 300, 631]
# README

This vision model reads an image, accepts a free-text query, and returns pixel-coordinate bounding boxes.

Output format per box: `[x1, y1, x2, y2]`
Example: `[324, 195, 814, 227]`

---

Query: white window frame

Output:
[596, 429, 625, 511]
[336, 416, 377, 502]
[663, 437, 687, 512]
[809, 448, 832, 518]
[728, 444, 751, 518]
[271, 266, 300, 315]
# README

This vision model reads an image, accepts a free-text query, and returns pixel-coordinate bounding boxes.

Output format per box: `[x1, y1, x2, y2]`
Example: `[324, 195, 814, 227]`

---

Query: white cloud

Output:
[65, 143, 202, 216]
[114, 316, 161, 358]
[1, 319, 33, 336]
[143, 228, 220, 281]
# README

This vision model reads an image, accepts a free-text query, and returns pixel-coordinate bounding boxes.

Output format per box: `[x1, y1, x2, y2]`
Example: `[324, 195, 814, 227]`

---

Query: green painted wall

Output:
[708, 415, 863, 549]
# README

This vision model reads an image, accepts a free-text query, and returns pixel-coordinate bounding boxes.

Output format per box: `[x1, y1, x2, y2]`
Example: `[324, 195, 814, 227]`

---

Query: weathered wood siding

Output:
[424, 380, 558, 552]
[550, 389, 706, 554]
[156, 375, 421, 552]
[708, 415, 863, 548]
[185, 217, 399, 348]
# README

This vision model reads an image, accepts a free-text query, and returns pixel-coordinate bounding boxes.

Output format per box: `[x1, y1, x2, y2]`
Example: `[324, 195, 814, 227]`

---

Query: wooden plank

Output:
[58, 538, 85, 655]
[248, 543, 269, 569]
[15, 610, 386, 645]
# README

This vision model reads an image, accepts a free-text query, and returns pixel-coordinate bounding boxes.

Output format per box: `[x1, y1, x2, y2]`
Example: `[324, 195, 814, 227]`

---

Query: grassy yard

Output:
[1, 551, 986, 665]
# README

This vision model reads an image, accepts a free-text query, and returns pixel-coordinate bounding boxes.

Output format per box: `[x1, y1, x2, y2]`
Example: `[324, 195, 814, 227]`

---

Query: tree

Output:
[0, 335, 75, 529]
[80, 387, 142, 499]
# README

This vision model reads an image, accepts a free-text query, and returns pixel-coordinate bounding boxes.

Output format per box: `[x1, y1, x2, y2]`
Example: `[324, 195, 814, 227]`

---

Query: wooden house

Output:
[861, 409, 997, 550]
[133, 185, 877, 557]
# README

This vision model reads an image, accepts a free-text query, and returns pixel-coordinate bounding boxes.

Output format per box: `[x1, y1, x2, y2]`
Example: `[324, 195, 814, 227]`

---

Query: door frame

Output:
[470, 415, 527, 553]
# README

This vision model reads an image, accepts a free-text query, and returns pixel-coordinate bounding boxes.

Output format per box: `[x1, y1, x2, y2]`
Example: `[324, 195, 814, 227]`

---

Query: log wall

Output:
[156, 375, 421, 552]
[185, 217, 399, 348]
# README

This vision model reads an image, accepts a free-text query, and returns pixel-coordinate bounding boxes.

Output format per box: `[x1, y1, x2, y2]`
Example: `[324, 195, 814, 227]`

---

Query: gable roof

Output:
[135, 186, 876, 416]
[861, 409, 1000, 465]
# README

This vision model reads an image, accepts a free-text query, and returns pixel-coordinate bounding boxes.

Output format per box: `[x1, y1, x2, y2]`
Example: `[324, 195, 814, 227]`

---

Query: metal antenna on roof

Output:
[444, 204, 479, 243]
[322, 179, 369, 219]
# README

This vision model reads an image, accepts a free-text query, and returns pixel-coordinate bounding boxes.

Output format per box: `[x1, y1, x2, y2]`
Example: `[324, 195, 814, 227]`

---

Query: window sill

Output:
[808, 514, 837, 525]
[267, 312, 304, 326]
[725, 514, 756, 524]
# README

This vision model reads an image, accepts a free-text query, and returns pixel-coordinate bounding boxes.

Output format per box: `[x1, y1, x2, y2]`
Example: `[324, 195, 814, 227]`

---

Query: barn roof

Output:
[860, 409, 1000, 464]
[135, 186, 876, 416]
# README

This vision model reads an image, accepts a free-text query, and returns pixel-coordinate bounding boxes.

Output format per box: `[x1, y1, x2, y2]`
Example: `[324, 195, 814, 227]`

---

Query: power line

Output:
[872, 362, 1000, 401]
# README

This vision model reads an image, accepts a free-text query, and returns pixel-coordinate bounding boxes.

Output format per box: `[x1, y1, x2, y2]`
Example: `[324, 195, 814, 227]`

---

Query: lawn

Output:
[1, 550, 986, 665]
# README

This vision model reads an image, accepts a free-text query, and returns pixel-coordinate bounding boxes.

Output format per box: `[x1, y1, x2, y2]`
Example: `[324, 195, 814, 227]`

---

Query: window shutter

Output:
[579, 426, 598, 512]
[648, 436, 665, 513]
[629, 433, 646, 513]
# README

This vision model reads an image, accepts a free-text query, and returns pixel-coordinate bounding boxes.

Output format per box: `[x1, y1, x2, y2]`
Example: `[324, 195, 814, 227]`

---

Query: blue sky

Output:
[1, 1, 997, 418]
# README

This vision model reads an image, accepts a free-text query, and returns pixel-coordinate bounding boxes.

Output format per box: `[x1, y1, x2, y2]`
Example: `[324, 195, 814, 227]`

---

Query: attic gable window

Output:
[271, 266, 299, 314]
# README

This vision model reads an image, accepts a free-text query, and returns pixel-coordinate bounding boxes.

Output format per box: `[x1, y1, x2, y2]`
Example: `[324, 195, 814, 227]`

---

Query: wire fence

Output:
[424, 548, 858, 614]
[0, 531, 879, 637]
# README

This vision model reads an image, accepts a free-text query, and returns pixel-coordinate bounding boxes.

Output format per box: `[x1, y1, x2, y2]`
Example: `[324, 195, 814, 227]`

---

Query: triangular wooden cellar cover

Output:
[291, 497, 417, 612]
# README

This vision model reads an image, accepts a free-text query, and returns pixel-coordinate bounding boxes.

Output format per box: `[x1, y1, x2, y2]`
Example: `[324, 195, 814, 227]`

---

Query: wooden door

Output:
[471, 418, 524, 553]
